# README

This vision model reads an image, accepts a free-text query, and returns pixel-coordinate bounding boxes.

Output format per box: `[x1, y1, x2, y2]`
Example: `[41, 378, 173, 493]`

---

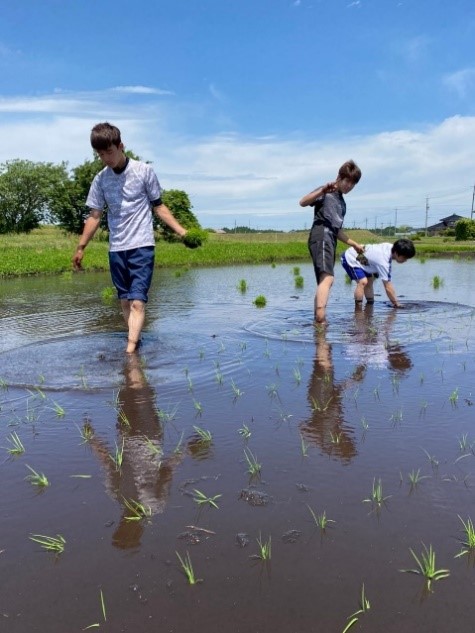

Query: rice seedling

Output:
[449, 387, 459, 406]
[218, 340, 226, 354]
[77, 366, 88, 389]
[391, 374, 400, 394]
[231, 379, 244, 399]
[407, 469, 429, 488]
[400, 543, 450, 590]
[4, 431, 25, 455]
[77, 419, 94, 443]
[293, 366, 302, 385]
[360, 416, 369, 431]
[193, 425, 212, 443]
[25, 465, 49, 487]
[390, 408, 403, 425]
[363, 478, 390, 506]
[239, 341, 247, 351]
[263, 339, 271, 358]
[307, 504, 335, 531]
[330, 431, 342, 445]
[455, 516, 475, 558]
[28, 386, 46, 400]
[300, 433, 309, 457]
[193, 400, 203, 416]
[253, 295, 267, 307]
[143, 436, 162, 458]
[458, 433, 471, 453]
[252, 533, 271, 561]
[238, 279, 247, 292]
[421, 448, 439, 468]
[122, 497, 152, 521]
[50, 400, 66, 417]
[155, 403, 179, 424]
[176, 550, 201, 584]
[419, 372, 425, 385]
[244, 448, 261, 478]
[310, 396, 333, 412]
[292, 266, 300, 276]
[294, 275, 304, 288]
[117, 407, 130, 427]
[187, 376, 194, 392]
[0, 377, 8, 390]
[192, 489, 222, 509]
[341, 584, 371, 633]
[432, 275, 444, 289]
[215, 369, 224, 384]
[109, 439, 125, 472]
[266, 383, 279, 399]
[373, 383, 380, 400]
[173, 431, 185, 454]
[30, 533, 65, 554]
[238, 423, 252, 440]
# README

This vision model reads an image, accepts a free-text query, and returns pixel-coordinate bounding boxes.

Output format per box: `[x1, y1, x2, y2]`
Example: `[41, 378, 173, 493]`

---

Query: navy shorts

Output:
[109, 246, 155, 303]
[341, 253, 368, 281]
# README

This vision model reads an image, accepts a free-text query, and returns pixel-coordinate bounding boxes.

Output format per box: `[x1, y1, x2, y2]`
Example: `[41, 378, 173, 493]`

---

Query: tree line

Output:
[0, 154, 201, 239]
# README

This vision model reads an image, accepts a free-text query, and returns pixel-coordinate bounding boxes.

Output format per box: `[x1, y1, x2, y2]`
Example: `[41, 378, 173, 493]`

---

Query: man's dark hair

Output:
[90, 122, 122, 150]
[392, 238, 416, 259]
[338, 159, 361, 184]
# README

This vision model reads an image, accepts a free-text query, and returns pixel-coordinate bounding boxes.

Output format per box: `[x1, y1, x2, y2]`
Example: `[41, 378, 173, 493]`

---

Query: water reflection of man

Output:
[89, 353, 182, 549]
[300, 327, 358, 463]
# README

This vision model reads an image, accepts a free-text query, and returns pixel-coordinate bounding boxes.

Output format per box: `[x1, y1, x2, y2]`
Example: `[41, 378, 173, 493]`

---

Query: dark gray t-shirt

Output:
[312, 192, 346, 236]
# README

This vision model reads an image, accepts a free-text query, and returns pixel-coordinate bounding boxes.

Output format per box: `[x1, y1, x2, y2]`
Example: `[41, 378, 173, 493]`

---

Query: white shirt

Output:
[345, 242, 393, 281]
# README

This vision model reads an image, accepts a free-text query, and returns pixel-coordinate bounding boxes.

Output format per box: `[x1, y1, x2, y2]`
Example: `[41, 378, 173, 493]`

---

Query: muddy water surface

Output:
[1, 258, 475, 632]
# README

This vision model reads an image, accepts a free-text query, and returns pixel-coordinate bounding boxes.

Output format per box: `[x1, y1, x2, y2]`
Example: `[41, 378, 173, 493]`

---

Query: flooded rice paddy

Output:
[1, 257, 475, 632]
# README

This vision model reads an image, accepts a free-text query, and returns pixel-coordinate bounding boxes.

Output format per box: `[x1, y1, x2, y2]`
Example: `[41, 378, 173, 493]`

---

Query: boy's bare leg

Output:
[354, 277, 368, 303]
[364, 278, 374, 303]
[121, 299, 146, 353]
[315, 273, 334, 323]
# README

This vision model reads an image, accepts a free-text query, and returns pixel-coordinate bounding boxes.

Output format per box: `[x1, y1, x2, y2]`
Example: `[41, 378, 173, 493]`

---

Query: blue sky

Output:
[1, 0, 475, 230]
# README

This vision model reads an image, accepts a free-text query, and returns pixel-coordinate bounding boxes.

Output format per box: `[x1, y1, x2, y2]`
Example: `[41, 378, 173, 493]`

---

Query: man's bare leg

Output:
[314, 273, 334, 324]
[121, 299, 146, 353]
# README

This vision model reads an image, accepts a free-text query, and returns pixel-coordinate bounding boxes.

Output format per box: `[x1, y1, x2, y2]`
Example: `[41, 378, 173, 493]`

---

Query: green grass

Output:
[1, 226, 473, 277]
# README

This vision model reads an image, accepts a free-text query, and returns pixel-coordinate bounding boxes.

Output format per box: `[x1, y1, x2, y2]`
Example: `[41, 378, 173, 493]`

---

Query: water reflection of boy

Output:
[89, 354, 182, 549]
[345, 304, 412, 375]
[300, 328, 358, 463]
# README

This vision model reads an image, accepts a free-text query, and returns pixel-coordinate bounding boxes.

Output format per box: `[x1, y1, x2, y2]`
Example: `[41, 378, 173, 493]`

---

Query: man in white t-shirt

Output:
[341, 239, 416, 308]
[72, 122, 189, 353]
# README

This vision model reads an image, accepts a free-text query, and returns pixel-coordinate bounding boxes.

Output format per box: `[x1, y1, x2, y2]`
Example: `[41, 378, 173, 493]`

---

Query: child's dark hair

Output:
[338, 160, 361, 184]
[90, 122, 122, 150]
[392, 239, 416, 259]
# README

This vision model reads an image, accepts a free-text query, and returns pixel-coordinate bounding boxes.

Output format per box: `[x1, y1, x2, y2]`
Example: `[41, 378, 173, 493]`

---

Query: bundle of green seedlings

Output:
[182, 228, 208, 249]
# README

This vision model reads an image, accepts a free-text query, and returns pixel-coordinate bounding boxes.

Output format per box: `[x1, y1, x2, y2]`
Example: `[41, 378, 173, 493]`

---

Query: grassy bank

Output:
[0, 226, 474, 277]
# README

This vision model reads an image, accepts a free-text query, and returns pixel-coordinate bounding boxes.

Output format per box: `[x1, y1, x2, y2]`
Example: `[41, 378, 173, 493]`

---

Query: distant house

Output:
[426, 213, 468, 235]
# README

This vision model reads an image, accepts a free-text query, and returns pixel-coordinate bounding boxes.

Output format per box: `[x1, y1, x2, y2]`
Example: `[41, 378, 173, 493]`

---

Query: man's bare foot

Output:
[126, 338, 141, 354]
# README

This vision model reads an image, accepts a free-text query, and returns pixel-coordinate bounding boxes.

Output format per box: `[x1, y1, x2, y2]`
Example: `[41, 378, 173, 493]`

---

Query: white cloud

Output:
[0, 89, 474, 230]
[443, 68, 475, 99]
[111, 85, 174, 96]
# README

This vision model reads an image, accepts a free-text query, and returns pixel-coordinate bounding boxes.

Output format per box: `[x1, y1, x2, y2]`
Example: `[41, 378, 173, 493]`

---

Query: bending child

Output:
[300, 160, 363, 324]
[341, 238, 416, 308]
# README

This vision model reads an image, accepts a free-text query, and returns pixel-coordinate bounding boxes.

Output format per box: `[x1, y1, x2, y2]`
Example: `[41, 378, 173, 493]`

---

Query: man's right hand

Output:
[72, 247, 84, 271]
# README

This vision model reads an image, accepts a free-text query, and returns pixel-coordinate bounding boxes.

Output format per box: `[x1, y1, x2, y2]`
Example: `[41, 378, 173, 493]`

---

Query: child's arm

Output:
[299, 181, 337, 207]
[382, 280, 402, 308]
[153, 202, 187, 237]
[336, 229, 364, 254]
[72, 209, 102, 270]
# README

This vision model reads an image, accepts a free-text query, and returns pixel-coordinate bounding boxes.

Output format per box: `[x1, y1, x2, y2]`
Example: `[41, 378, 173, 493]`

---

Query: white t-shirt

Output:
[86, 158, 162, 252]
[345, 242, 393, 281]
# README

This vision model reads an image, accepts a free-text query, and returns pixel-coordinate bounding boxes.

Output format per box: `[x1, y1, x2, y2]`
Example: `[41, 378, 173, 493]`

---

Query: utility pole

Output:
[394, 208, 398, 236]
[425, 197, 429, 236]
[471, 184, 475, 220]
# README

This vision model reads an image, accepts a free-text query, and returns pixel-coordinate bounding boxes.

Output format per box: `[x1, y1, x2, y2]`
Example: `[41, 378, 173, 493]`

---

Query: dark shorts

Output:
[341, 253, 371, 281]
[308, 225, 337, 280]
[109, 246, 155, 303]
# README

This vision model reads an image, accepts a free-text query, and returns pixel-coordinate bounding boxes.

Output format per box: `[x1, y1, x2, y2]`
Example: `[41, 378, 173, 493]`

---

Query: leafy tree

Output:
[0, 159, 69, 234]
[158, 189, 201, 240]
[455, 218, 475, 241]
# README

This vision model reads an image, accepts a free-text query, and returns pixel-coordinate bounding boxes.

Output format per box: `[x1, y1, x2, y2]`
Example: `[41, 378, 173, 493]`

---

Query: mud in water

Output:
[1, 259, 475, 632]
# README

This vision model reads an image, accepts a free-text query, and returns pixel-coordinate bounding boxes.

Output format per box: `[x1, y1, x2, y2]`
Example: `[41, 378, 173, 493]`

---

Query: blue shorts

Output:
[341, 253, 369, 281]
[109, 246, 155, 303]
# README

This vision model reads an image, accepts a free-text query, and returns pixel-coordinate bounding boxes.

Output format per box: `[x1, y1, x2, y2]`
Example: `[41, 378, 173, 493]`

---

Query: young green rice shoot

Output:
[330, 431, 342, 445]
[293, 366, 302, 385]
[449, 387, 459, 406]
[310, 395, 333, 412]
[30, 533, 65, 554]
[432, 275, 444, 289]
[400, 543, 450, 590]
[300, 433, 309, 457]
[25, 464, 49, 487]
[176, 550, 201, 584]
[193, 489, 222, 509]
[244, 448, 261, 477]
[77, 420, 95, 443]
[109, 439, 125, 472]
[193, 400, 203, 416]
[231, 379, 244, 398]
[458, 433, 471, 453]
[253, 295, 267, 307]
[292, 266, 300, 276]
[238, 423, 252, 440]
[253, 533, 271, 561]
[238, 279, 247, 292]
[455, 516, 475, 558]
[363, 478, 390, 506]
[341, 583, 371, 633]
[122, 497, 152, 521]
[407, 469, 429, 487]
[307, 504, 335, 531]
[49, 400, 66, 417]
[193, 425, 212, 442]
[4, 431, 25, 455]
[294, 275, 304, 288]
